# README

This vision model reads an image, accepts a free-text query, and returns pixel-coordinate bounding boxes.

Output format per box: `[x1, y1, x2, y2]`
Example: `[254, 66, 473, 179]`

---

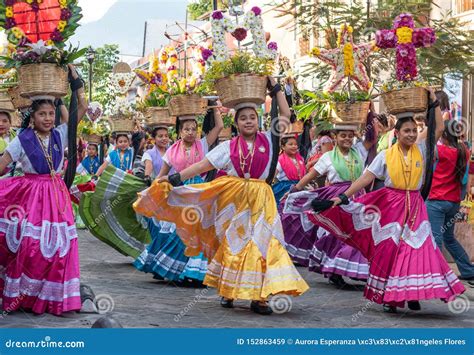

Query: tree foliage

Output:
[78, 44, 120, 114]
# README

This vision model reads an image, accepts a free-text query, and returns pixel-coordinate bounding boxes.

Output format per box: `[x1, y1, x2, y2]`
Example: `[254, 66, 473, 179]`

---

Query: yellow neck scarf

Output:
[386, 142, 423, 190]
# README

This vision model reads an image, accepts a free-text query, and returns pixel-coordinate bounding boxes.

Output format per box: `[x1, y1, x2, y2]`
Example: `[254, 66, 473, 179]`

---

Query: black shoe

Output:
[407, 301, 421, 311]
[383, 304, 397, 313]
[220, 297, 234, 308]
[329, 274, 347, 289]
[152, 274, 165, 281]
[250, 301, 273, 315]
[459, 276, 474, 287]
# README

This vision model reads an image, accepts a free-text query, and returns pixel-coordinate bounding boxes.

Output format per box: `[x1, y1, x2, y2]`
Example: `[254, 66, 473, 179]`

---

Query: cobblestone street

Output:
[1, 230, 473, 329]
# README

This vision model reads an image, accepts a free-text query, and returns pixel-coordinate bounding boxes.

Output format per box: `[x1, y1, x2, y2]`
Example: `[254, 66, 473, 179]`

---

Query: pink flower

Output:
[232, 28, 247, 42]
[251, 6, 262, 16]
[212, 11, 224, 20]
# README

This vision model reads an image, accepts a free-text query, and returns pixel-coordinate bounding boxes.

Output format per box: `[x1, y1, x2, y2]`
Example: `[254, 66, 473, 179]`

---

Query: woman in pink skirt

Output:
[310, 88, 465, 312]
[0, 65, 87, 315]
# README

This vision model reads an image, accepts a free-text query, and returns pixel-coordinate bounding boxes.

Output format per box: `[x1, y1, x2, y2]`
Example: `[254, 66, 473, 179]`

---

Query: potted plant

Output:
[167, 77, 207, 117]
[0, 0, 85, 99]
[204, 7, 278, 108]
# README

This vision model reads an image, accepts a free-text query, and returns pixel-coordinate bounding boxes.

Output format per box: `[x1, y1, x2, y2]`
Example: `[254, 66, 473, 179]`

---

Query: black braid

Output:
[420, 94, 436, 200]
[266, 96, 280, 185]
[64, 89, 79, 189]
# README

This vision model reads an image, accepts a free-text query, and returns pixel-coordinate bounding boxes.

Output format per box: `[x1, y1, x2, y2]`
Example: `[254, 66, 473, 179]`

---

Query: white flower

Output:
[26, 39, 55, 55]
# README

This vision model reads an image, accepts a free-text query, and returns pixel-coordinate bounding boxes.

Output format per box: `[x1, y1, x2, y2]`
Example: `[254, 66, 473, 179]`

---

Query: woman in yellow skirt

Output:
[134, 76, 309, 314]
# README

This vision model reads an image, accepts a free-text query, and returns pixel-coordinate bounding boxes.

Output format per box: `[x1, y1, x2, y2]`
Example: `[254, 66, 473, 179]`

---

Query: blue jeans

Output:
[426, 199, 474, 279]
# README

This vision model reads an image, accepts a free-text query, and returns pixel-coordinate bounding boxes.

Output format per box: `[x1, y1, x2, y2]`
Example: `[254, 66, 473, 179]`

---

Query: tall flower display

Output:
[376, 13, 436, 82]
[210, 6, 278, 62]
[310, 24, 374, 93]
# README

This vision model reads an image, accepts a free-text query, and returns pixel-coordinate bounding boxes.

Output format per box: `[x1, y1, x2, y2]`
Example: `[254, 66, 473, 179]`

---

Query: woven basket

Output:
[18, 63, 68, 99]
[110, 116, 136, 133]
[381, 87, 428, 114]
[11, 112, 21, 128]
[113, 62, 132, 74]
[215, 74, 267, 109]
[332, 101, 370, 124]
[83, 133, 102, 145]
[145, 107, 176, 128]
[169, 94, 206, 117]
[8, 85, 32, 110]
[0, 90, 15, 112]
[218, 126, 232, 139]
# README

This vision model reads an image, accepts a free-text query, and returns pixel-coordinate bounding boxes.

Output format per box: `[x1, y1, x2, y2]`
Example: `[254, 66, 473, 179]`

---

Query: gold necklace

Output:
[238, 137, 256, 179]
[34, 131, 68, 215]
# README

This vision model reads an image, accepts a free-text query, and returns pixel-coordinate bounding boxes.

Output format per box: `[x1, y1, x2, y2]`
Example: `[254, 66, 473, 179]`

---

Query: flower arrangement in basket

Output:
[159, 44, 210, 118]
[108, 62, 138, 133]
[0, 0, 85, 99]
[78, 117, 111, 145]
[309, 24, 375, 126]
[375, 13, 436, 115]
[135, 52, 175, 128]
[203, 6, 277, 109]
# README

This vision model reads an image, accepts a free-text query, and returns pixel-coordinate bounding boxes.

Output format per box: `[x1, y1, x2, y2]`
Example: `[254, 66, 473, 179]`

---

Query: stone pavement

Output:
[1, 229, 473, 328]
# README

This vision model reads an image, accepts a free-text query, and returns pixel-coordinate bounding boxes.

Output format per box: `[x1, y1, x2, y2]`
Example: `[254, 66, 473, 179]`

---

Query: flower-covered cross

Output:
[310, 24, 374, 93]
[376, 13, 436, 82]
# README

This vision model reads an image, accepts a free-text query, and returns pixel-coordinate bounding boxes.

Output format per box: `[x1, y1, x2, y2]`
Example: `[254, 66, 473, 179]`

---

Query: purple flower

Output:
[412, 28, 436, 47]
[5, 0, 15, 6]
[31, 2, 40, 12]
[201, 48, 213, 61]
[399, 48, 408, 57]
[50, 29, 64, 42]
[5, 18, 16, 29]
[375, 30, 397, 49]
[212, 11, 223, 20]
[251, 6, 262, 16]
[151, 74, 163, 85]
[60, 8, 72, 20]
[267, 41, 278, 51]
[231, 28, 247, 42]
[394, 13, 414, 29]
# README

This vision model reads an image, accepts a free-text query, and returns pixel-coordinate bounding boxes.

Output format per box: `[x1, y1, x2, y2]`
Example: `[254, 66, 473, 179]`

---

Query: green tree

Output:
[187, 0, 229, 20]
[78, 44, 120, 114]
[272, 0, 474, 89]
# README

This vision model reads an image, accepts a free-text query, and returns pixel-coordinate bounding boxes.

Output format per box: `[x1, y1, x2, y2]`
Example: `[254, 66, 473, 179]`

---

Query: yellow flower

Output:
[396, 27, 413, 44]
[26, 0, 33, 4]
[12, 27, 24, 39]
[179, 78, 186, 92]
[5, 7, 13, 18]
[343, 43, 354, 76]
[310, 47, 320, 57]
[57, 20, 67, 32]
[59, 0, 68, 7]
[46, 40, 54, 46]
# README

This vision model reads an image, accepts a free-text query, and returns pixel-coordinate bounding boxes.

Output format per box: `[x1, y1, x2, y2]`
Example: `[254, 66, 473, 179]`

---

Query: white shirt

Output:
[367, 141, 428, 190]
[314, 142, 368, 183]
[206, 131, 273, 179]
[162, 137, 209, 171]
[6, 123, 68, 174]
